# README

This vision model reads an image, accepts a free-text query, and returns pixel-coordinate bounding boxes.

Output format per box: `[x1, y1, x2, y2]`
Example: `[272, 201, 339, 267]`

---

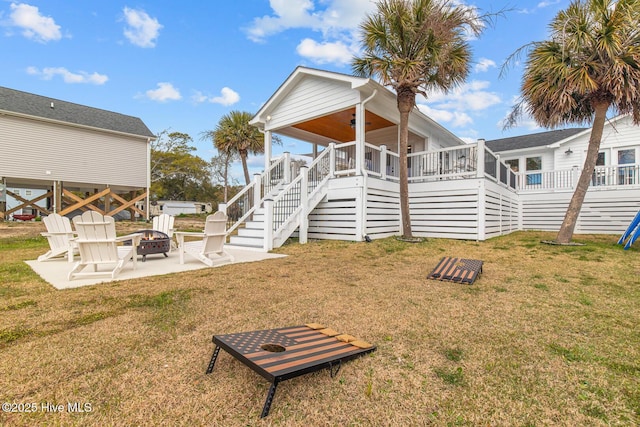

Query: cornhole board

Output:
[206, 325, 376, 418]
[618, 210, 640, 249]
[428, 257, 483, 284]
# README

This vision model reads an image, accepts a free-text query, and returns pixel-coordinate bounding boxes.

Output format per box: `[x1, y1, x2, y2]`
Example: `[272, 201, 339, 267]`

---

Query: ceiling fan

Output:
[350, 114, 371, 129]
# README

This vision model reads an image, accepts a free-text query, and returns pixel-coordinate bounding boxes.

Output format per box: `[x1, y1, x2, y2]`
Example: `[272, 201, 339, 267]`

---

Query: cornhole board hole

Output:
[428, 257, 483, 284]
[206, 324, 376, 418]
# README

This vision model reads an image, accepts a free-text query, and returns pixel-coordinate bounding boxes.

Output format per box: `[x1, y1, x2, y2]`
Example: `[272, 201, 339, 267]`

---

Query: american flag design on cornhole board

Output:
[428, 257, 483, 284]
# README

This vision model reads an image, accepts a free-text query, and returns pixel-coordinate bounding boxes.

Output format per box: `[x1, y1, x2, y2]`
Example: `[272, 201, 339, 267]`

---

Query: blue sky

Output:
[0, 0, 569, 181]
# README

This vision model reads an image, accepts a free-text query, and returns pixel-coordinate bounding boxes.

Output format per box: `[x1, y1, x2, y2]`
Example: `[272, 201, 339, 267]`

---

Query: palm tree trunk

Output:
[241, 151, 250, 186]
[555, 101, 609, 244]
[397, 87, 414, 239]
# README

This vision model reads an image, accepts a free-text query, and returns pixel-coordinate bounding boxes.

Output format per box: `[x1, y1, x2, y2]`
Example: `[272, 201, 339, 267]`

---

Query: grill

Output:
[128, 229, 171, 261]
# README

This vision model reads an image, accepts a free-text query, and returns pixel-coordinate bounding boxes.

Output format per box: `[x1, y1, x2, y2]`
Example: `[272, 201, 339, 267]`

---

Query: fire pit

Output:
[126, 229, 171, 262]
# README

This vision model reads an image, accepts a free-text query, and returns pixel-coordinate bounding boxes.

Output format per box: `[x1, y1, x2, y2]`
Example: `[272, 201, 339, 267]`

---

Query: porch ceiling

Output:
[292, 108, 395, 143]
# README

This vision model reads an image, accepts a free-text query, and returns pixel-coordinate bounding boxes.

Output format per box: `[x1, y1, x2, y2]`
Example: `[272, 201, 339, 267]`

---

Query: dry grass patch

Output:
[0, 224, 639, 426]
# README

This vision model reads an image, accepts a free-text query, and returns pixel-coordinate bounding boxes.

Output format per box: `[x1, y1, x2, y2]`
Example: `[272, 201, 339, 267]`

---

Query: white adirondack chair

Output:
[176, 211, 233, 267]
[68, 211, 143, 280]
[152, 213, 176, 251]
[38, 214, 78, 262]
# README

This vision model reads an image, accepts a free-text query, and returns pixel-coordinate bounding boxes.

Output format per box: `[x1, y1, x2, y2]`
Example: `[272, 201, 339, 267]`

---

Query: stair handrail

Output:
[270, 146, 333, 239]
[222, 155, 287, 236]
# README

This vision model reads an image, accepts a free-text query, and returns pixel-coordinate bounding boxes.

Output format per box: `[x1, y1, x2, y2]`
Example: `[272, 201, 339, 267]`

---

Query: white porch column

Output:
[299, 166, 309, 244]
[264, 130, 272, 173]
[355, 103, 364, 176]
[218, 203, 227, 214]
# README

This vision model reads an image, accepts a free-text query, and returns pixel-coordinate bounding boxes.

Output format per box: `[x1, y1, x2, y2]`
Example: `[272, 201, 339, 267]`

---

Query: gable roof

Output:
[0, 86, 155, 138]
[250, 66, 465, 146]
[486, 128, 588, 153]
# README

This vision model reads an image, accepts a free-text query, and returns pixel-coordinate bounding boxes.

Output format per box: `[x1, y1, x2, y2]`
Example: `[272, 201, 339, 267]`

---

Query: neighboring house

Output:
[217, 67, 640, 251]
[487, 115, 640, 189]
[0, 86, 155, 220]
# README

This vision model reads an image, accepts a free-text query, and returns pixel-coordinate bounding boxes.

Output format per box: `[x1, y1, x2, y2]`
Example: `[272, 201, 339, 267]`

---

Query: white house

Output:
[214, 67, 640, 251]
[0, 86, 155, 220]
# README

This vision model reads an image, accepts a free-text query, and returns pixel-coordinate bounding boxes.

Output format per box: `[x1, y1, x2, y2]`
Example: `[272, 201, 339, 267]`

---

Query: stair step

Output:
[244, 220, 264, 230]
[237, 227, 264, 238]
[229, 235, 264, 247]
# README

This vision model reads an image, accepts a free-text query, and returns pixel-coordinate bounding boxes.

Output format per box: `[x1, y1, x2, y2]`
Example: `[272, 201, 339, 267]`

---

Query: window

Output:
[618, 149, 636, 185]
[592, 152, 606, 186]
[505, 159, 519, 172]
[526, 156, 542, 185]
[25, 190, 32, 196]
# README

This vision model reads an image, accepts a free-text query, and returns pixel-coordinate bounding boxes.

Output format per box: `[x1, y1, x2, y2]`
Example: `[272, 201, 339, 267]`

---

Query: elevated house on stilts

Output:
[0, 86, 154, 221]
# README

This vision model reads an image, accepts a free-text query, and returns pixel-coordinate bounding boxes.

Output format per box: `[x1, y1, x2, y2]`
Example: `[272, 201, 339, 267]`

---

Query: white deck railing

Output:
[517, 164, 640, 192]
[219, 155, 289, 236]
[356, 141, 518, 191]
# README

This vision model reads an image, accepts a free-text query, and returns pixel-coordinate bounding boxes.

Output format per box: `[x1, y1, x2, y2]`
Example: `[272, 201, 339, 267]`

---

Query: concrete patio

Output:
[26, 247, 286, 290]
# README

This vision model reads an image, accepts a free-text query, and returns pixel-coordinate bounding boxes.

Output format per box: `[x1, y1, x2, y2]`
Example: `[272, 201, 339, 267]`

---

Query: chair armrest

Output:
[41, 231, 77, 237]
[174, 231, 204, 245]
[116, 233, 143, 246]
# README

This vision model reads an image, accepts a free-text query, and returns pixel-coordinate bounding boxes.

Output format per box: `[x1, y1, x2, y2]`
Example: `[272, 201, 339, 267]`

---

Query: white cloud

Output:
[519, 0, 561, 14]
[417, 104, 473, 127]
[211, 87, 240, 106]
[145, 82, 181, 102]
[245, 0, 376, 66]
[123, 7, 162, 48]
[26, 66, 108, 84]
[193, 87, 240, 106]
[296, 38, 354, 65]
[474, 58, 496, 73]
[9, 2, 61, 43]
[422, 80, 501, 112]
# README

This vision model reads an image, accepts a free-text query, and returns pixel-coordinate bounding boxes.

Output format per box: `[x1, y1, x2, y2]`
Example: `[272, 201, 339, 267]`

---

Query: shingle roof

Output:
[0, 86, 155, 138]
[486, 128, 587, 153]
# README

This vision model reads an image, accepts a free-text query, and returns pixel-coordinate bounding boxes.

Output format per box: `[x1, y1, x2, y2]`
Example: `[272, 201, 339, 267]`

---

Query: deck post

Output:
[477, 179, 486, 241]
[253, 173, 261, 209]
[299, 167, 309, 244]
[263, 130, 272, 174]
[218, 203, 227, 214]
[572, 166, 580, 189]
[380, 145, 387, 180]
[476, 139, 486, 178]
[264, 199, 274, 251]
[329, 142, 336, 178]
[283, 152, 291, 184]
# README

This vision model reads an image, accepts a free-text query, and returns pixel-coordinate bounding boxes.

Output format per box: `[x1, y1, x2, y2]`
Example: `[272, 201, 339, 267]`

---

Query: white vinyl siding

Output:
[0, 114, 147, 188]
[266, 76, 360, 130]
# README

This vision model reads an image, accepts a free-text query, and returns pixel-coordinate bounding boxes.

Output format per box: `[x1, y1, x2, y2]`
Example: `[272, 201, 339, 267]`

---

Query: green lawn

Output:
[1, 229, 638, 426]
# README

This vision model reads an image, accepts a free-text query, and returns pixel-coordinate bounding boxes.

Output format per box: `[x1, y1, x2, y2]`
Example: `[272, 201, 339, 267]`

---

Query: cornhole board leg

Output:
[618, 210, 640, 245]
[205, 345, 221, 374]
[260, 381, 279, 418]
[624, 224, 640, 250]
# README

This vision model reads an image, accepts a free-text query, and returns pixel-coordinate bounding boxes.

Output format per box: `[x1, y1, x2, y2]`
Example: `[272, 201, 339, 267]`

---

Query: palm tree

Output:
[352, 0, 485, 239]
[505, 0, 640, 244]
[207, 111, 265, 186]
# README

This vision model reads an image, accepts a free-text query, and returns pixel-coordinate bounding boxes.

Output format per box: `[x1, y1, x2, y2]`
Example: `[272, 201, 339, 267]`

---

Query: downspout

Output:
[356, 89, 377, 241]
